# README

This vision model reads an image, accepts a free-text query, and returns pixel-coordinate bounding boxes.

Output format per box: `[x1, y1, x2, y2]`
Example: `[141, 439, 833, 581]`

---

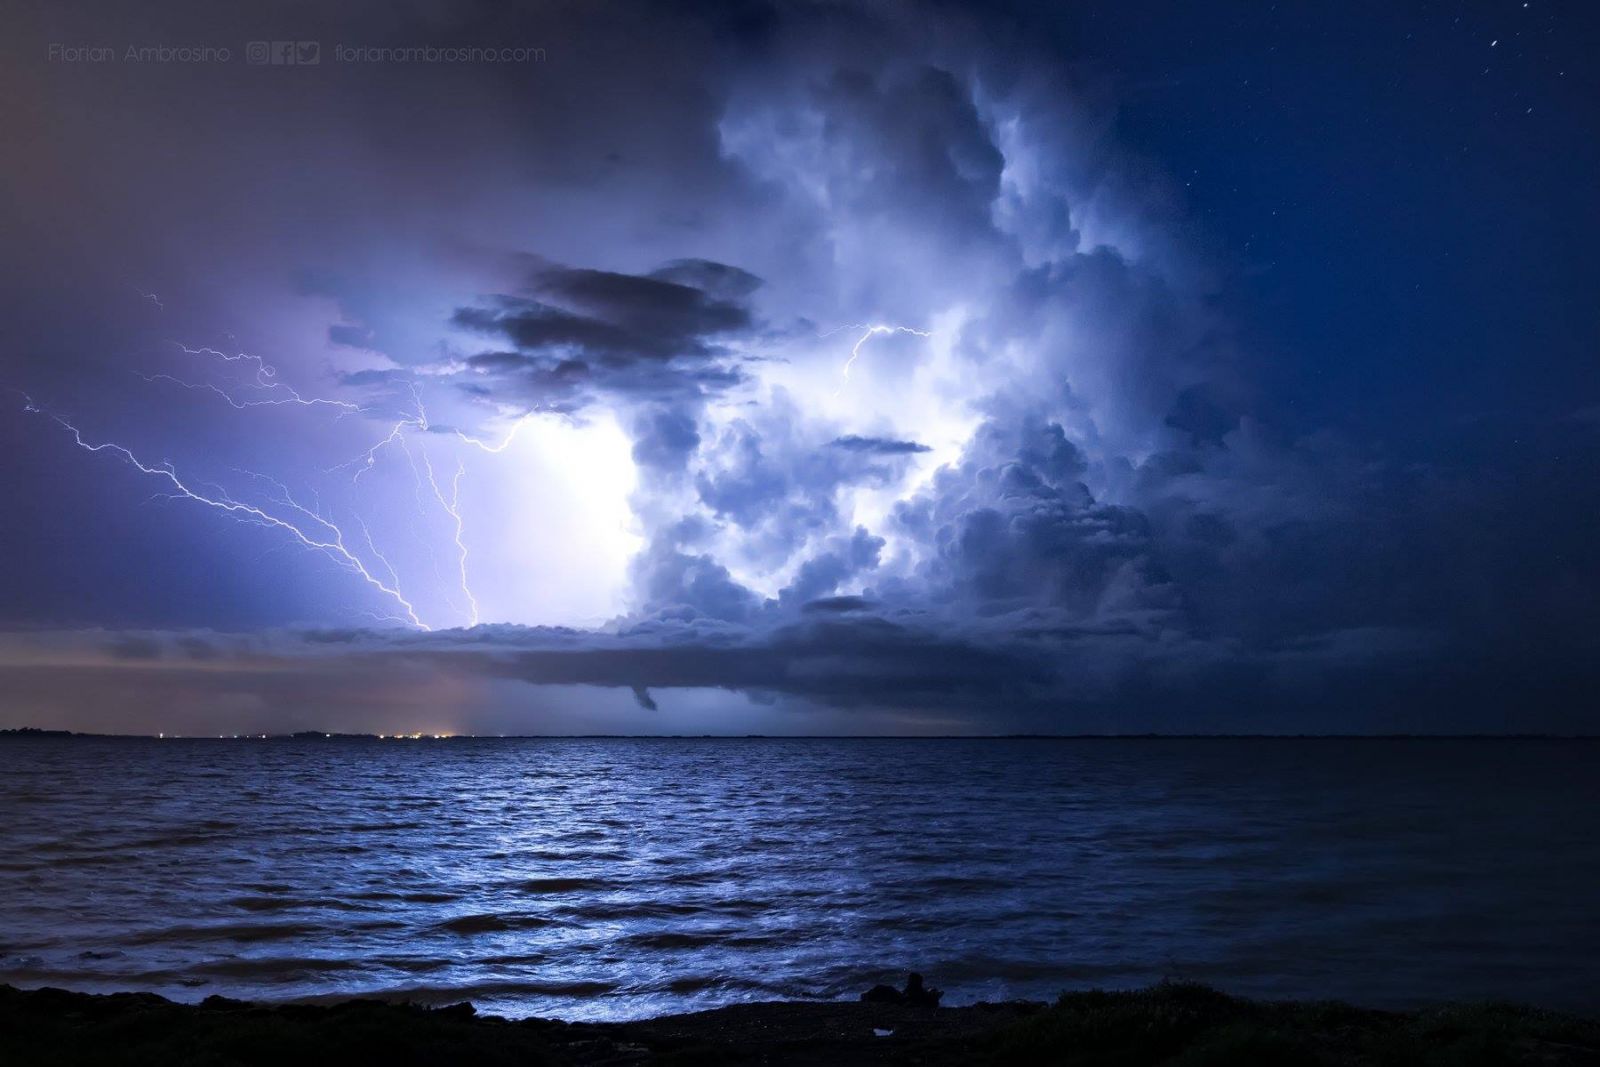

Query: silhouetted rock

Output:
[861, 983, 904, 1004]
[200, 995, 249, 1011]
[861, 973, 944, 1006]
[904, 973, 943, 1007]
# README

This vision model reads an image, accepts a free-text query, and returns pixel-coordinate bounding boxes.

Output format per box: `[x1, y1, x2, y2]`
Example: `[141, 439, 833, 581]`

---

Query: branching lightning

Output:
[15, 323, 526, 630]
[20, 395, 431, 630]
[17, 308, 933, 632]
[340, 417, 417, 482]
[309, 378, 484, 623]
[833, 323, 932, 397]
[152, 344, 362, 413]
[453, 412, 536, 454]
[422, 452, 480, 626]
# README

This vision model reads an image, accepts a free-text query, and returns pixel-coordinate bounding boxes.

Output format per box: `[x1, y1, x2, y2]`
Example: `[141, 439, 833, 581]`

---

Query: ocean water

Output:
[1, 737, 1596, 1021]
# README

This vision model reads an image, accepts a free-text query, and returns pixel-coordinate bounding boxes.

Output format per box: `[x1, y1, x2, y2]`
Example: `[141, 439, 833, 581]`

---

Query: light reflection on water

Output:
[1, 737, 1596, 1020]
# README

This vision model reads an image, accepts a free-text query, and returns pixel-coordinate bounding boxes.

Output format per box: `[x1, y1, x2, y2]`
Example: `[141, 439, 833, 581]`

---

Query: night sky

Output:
[1, 0, 1596, 734]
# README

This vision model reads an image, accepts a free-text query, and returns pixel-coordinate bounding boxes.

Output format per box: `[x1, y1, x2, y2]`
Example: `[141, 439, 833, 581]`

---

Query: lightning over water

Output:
[22, 397, 432, 629]
[15, 337, 508, 631]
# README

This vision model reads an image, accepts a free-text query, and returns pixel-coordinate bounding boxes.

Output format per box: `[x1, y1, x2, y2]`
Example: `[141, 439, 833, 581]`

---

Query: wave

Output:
[512, 877, 612, 894]
[293, 979, 620, 1005]
[225, 896, 375, 913]
[348, 890, 462, 904]
[192, 956, 366, 979]
[613, 930, 792, 952]
[124, 922, 326, 945]
[519, 849, 631, 863]
[435, 914, 560, 934]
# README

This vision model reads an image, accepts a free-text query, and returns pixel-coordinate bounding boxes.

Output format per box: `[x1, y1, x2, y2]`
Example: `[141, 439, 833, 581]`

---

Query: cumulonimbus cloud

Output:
[3, 0, 1597, 734]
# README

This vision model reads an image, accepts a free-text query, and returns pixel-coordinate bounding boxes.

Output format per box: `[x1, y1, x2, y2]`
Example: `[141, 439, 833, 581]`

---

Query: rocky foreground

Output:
[4, 980, 1599, 1065]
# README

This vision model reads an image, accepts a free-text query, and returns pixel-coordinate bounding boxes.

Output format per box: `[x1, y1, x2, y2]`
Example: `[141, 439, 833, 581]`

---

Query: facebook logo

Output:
[268, 41, 319, 65]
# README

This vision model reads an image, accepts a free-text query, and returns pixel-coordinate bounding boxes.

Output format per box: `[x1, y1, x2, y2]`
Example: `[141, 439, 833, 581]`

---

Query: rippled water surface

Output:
[2, 737, 1596, 1019]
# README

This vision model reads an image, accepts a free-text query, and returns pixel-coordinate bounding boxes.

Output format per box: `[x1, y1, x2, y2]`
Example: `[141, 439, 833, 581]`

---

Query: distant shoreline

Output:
[4, 981, 1597, 1065]
[5, 727, 1599, 741]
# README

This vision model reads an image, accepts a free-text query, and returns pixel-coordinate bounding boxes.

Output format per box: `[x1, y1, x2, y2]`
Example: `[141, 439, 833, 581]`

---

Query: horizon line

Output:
[4, 728, 1598, 741]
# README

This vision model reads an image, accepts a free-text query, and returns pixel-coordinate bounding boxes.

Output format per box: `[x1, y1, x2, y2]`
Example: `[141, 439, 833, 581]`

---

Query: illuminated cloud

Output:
[2, 0, 1597, 732]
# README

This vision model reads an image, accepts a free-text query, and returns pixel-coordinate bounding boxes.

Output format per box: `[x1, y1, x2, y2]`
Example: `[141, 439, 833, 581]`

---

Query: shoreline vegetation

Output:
[4, 981, 1599, 1065]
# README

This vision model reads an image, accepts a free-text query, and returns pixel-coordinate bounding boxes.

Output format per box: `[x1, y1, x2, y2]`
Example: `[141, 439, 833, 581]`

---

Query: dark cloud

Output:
[631, 406, 704, 472]
[630, 519, 764, 625]
[886, 413, 1174, 626]
[449, 259, 763, 413]
[830, 435, 932, 455]
[1164, 384, 1242, 448]
[803, 65, 1006, 242]
[777, 527, 884, 608]
[9, 609, 1573, 735]
[471, 263, 753, 362]
[802, 595, 876, 614]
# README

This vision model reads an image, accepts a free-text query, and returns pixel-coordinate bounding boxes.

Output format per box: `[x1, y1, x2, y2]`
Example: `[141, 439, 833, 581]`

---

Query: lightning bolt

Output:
[146, 346, 467, 621]
[21, 396, 432, 630]
[152, 344, 362, 413]
[141, 372, 362, 413]
[453, 411, 536, 454]
[22, 311, 528, 630]
[354, 515, 404, 594]
[338, 417, 417, 482]
[411, 386, 480, 624]
[422, 452, 480, 626]
[326, 382, 481, 625]
[834, 323, 931, 397]
[327, 384, 428, 484]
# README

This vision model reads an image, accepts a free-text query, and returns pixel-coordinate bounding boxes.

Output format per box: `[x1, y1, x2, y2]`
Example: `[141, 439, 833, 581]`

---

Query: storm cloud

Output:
[1, 0, 1596, 734]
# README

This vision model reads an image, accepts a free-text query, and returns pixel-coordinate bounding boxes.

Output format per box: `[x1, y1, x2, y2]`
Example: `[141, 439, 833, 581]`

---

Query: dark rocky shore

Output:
[4, 980, 1599, 1065]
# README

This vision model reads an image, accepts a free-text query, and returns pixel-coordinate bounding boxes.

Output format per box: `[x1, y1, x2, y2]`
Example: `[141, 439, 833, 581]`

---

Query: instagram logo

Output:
[247, 40, 319, 66]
